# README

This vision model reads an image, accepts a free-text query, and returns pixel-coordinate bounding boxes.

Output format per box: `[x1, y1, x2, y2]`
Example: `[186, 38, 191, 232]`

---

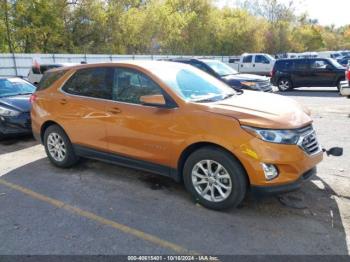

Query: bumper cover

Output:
[340, 81, 350, 97]
[251, 167, 317, 195]
[0, 113, 32, 136]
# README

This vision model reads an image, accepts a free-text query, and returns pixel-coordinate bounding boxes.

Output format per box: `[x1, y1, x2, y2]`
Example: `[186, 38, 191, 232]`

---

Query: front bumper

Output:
[0, 113, 32, 136]
[251, 167, 317, 195]
[340, 81, 350, 97]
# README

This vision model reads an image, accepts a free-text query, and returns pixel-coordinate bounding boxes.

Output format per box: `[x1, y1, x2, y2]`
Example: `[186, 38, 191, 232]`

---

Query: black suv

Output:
[271, 58, 346, 91]
[162, 58, 272, 92]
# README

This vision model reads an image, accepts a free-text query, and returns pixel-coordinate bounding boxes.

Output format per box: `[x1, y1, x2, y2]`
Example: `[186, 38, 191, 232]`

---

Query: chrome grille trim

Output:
[296, 125, 321, 155]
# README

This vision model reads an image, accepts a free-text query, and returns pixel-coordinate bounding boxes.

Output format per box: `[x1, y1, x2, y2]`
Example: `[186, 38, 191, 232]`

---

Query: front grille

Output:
[297, 125, 320, 155]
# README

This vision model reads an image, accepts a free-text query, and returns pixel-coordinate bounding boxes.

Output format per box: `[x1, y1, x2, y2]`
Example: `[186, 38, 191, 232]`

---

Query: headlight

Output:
[241, 81, 259, 89]
[0, 105, 20, 117]
[242, 126, 300, 144]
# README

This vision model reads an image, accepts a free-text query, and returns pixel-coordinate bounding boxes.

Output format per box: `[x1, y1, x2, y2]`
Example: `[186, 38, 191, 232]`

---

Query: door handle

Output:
[253, 64, 255, 67]
[108, 107, 122, 114]
[60, 98, 67, 105]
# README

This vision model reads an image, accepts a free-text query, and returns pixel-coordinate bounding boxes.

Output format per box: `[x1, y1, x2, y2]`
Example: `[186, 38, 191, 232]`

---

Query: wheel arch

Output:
[40, 120, 64, 143]
[177, 142, 250, 186]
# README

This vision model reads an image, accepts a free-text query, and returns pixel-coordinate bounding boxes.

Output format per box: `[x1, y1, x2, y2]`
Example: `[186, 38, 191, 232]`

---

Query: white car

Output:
[340, 66, 350, 98]
[27, 63, 77, 85]
[238, 53, 275, 76]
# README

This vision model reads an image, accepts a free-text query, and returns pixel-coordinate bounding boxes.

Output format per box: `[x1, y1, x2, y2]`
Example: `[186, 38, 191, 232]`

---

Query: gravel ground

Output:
[0, 87, 349, 255]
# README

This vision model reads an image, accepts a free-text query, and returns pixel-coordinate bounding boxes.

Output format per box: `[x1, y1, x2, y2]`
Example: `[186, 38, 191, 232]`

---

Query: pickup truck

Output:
[228, 53, 276, 76]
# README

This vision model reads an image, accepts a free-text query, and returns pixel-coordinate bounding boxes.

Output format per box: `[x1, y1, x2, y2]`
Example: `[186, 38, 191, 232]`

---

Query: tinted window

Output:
[113, 68, 163, 104]
[31, 66, 41, 74]
[277, 60, 294, 70]
[37, 70, 68, 91]
[310, 60, 330, 69]
[294, 60, 309, 70]
[191, 62, 212, 74]
[62, 68, 114, 99]
[242, 56, 253, 63]
[255, 55, 269, 63]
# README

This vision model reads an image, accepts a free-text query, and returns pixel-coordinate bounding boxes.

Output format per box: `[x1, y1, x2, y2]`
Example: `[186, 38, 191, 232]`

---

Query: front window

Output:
[203, 60, 238, 76]
[151, 65, 235, 102]
[0, 78, 36, 98]
[329, 59, 345, 69]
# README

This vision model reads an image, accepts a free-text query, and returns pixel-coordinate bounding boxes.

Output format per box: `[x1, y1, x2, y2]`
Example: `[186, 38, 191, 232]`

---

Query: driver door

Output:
[104, 67, 177, 168]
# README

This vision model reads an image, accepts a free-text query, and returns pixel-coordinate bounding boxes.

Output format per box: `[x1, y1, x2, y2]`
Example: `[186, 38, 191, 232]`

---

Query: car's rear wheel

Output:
[44, 125, 79, 168]
[277, 78, 292, 92]
[183, 147, 247, 210]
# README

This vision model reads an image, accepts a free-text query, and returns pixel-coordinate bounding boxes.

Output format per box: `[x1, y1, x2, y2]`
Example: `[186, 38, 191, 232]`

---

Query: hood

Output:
[0, 95, 32, 112]
[222, 73, 268, 82]
[201, 91, 312, 129]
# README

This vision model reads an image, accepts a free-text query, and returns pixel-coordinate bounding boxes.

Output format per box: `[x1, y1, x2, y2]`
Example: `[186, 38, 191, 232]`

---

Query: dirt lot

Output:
[0, 87, 349, 255]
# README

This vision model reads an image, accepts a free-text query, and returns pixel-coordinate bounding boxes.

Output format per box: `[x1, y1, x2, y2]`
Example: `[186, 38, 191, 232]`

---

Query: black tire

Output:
[183, 146, 247, 210]
[43, 124, 79, 168]
[277, 78, 293, 92]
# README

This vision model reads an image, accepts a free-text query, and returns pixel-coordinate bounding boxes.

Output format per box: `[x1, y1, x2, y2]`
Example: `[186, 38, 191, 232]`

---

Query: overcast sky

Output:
[216, 0, 350, 27]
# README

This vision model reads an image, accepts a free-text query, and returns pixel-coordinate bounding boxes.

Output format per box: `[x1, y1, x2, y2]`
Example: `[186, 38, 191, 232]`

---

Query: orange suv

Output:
[31, 61, 323, 210]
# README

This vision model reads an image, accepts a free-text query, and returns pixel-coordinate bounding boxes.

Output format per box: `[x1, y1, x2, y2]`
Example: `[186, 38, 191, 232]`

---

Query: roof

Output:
[48, 60, 196, 73]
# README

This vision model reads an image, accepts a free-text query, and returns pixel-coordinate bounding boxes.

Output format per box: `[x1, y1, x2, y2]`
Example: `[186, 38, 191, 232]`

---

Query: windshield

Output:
[204, 60, 238, 76]
[151, 64, 235, 102]
[0, 78, 36, 98]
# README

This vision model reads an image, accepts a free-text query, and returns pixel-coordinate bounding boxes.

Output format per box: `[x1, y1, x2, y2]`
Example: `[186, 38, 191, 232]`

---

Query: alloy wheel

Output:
[278, 79, 290, 91]
[191, 160, 232, 203]
[47, 132, 66, 162]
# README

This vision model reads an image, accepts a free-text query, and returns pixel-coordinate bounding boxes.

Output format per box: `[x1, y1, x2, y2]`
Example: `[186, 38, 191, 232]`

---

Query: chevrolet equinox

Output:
[31, 61, 323, 210]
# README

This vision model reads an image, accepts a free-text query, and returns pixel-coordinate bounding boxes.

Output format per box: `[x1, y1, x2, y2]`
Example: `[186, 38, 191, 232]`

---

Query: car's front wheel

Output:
[183, 147, 247, 210]
[44, 125, 79, 168]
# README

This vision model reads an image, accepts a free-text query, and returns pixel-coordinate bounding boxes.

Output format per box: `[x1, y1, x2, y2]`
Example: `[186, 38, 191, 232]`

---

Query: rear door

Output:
[292, 59, 311, 87]
[240, 55, 254, 73]
[57, 67, 114, 151]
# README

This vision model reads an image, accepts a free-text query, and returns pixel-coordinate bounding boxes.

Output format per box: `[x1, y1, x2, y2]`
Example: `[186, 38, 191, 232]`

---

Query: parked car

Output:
[340, 66, 350, 98]
[271, 58, 346, 91]
[238, 53, 276, 76]
[27, 63, 77, 85]
[0, 77, 36, 138]
[162, 58, 272, 92]
[31, 61, 323, 210]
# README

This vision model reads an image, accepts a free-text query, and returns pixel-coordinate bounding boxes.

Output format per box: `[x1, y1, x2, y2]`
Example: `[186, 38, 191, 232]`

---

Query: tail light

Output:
[270, 68, 276, 77]
[29, 94, 37, 103]
[346, 67, 350, 81]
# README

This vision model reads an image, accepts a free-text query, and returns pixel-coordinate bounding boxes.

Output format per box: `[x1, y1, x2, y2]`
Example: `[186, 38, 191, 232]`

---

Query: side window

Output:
[37, 70, 68, 91]
[310, 60, 330, 70]
[279, 61, 294, 70]
[113, 68, 163, 104]
[255, 55, 269, 64]
[294, 60, 309, 70]
[242, 55, 253, 63]
[62, 67, 114, 99]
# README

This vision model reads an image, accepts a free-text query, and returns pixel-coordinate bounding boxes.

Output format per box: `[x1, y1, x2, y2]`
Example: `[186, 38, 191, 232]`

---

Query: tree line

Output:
[1, 0, 350, 55]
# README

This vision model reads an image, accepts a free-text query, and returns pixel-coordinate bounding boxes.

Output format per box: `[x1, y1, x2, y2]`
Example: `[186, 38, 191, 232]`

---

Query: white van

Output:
[238, 53, 275, 76]
[27, 63, 77, 85]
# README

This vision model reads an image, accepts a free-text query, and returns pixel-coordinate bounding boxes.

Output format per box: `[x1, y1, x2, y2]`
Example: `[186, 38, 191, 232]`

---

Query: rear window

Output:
[37, 70, 68, 91]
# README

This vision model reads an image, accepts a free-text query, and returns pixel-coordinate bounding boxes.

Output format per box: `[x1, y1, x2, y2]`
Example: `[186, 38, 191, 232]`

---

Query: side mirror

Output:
[264, 60, 270, 64]
[140, 94, 166, 107]
[323, 147, 343, 157]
